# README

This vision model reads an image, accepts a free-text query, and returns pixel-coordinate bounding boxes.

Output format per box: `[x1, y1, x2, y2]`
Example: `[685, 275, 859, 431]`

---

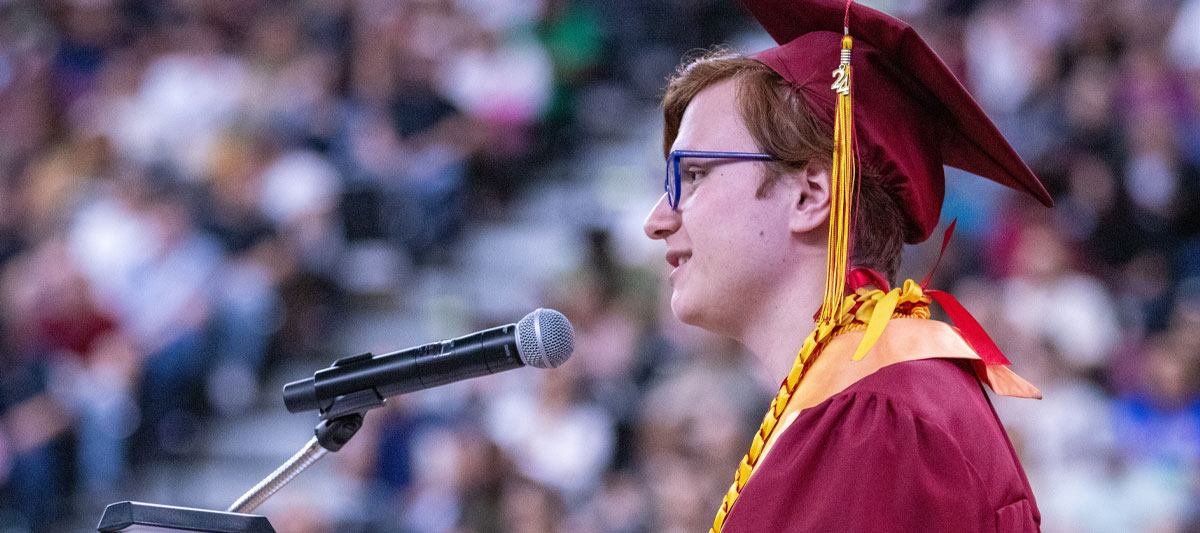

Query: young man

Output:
[643, 1, 1049, 531]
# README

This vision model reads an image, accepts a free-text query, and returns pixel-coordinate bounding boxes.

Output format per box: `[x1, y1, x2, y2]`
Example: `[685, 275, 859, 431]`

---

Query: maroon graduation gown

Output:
[722, 346, 1039, 531]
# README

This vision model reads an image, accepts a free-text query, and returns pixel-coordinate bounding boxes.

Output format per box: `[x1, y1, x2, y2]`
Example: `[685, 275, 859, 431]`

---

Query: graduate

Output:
[642, 0, 1049, 530]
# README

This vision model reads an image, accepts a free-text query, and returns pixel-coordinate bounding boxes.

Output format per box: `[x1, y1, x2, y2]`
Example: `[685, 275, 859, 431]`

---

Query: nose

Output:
[643, 194, 680, 240]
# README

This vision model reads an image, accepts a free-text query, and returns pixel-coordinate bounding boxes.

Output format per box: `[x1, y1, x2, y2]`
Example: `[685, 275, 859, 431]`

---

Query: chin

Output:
[671, 291, 726, 335]
[670, 291, 702, 325]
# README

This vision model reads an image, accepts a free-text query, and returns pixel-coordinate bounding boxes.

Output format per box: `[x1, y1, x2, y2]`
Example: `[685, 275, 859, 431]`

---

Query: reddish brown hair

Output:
[662, 49, 903, 283]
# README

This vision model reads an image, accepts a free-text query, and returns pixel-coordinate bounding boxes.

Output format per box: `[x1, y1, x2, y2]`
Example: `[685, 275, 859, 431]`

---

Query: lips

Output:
[666, 250, 692, 268]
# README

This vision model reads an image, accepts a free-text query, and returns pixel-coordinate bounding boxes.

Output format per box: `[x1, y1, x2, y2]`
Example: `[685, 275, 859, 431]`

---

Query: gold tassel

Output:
[820, 33, 857, 326]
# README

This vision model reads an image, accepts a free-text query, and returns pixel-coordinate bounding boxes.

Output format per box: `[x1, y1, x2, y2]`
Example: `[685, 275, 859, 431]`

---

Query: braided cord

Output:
[709, 320, 830, 532]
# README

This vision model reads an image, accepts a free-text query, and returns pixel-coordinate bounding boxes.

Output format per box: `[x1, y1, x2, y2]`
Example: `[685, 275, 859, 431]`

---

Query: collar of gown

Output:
[761, 318, 1039, 461]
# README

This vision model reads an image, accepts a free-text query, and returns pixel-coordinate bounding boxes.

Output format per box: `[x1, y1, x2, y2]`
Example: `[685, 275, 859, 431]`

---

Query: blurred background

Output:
[0, 0, 1198, 531]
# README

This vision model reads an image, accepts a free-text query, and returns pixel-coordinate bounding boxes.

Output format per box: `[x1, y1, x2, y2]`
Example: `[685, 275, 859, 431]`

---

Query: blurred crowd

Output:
[0, 0, 1197, 532]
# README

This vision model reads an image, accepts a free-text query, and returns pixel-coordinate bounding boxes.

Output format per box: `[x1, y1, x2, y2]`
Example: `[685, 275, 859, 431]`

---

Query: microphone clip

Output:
[313, 372, 387, 453]
[319, 386, 386, 422]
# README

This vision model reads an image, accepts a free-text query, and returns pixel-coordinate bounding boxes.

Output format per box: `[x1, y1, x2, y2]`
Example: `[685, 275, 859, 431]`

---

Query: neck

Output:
[737, 250, 829, 384]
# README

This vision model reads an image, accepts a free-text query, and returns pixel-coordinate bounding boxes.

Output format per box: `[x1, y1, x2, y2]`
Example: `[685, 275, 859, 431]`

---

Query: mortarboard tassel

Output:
[820, 26, 857, 327]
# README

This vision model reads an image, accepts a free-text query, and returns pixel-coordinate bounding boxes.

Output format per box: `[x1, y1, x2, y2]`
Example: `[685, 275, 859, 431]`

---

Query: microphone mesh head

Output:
[516, 308, 574, 369]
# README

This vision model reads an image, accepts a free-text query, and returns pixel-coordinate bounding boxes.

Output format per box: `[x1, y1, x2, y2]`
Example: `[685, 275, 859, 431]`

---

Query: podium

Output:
[97, 502, 274, 532]
[97, 390, 376, 532]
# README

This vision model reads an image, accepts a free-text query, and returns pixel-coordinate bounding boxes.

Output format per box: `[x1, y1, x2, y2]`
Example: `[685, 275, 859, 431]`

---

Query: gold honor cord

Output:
[709, 318, 832, 532]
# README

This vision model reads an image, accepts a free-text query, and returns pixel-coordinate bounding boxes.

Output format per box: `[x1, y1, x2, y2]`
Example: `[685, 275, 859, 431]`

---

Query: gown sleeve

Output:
[721, 390, 1000, 532]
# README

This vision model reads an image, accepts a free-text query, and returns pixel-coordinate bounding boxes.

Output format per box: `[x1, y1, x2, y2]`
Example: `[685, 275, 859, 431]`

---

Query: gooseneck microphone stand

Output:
[229, 388, 384, 513]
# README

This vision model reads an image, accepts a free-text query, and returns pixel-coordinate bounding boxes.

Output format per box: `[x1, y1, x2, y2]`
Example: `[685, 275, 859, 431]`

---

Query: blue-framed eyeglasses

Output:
[665, 150, 777, 209]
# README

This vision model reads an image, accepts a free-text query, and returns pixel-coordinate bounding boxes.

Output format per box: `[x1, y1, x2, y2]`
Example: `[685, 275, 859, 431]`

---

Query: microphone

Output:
[282, 308, 574, 413]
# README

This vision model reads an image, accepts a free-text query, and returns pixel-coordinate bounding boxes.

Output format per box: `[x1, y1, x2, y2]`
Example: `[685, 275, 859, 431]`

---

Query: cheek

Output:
[716, 220, 789, 280]
[692, 223, 771, 278]
[683, 181, 788, 271]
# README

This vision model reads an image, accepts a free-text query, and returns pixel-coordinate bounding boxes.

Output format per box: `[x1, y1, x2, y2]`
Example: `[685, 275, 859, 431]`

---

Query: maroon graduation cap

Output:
[744, 0, 1053, 245]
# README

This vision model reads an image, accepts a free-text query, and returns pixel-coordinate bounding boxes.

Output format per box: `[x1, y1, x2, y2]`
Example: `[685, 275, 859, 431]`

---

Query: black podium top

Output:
[97, 501, 275, 533]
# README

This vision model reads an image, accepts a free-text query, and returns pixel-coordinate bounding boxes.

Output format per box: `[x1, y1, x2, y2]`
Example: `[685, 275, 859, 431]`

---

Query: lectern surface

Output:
[97, 501, 275, 533]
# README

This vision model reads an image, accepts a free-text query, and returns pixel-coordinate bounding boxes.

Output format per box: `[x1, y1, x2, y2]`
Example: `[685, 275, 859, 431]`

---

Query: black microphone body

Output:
[283, 309, 574, 414]
[283, 324, 523, 413]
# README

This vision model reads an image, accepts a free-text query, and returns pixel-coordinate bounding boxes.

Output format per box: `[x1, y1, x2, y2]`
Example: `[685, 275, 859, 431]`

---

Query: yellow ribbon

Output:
[851, 280, 927, 361]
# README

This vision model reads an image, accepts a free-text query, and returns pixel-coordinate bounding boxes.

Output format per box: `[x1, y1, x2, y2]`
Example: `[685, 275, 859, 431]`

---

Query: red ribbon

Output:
[846, 267, 890, 292]
[922, 219, 957, 289]
[926, 289, 1011, 367]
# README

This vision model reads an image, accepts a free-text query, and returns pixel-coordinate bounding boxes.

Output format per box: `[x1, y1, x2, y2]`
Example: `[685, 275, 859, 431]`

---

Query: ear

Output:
[787, 161, 832, 236]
